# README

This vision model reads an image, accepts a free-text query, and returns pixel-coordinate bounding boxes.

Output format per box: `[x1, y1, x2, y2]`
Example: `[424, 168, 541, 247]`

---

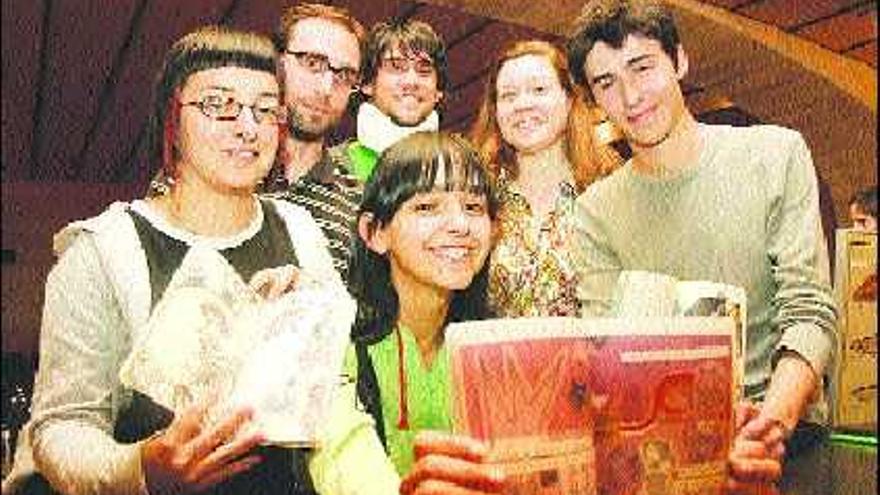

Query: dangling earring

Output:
[154, 96, 182, 196]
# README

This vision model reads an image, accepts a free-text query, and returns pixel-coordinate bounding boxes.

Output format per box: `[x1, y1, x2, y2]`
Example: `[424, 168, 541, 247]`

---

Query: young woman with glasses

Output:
[5, 26, 397, 495]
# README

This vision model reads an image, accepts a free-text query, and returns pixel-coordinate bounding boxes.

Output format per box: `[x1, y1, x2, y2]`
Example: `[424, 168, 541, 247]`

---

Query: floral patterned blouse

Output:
[488, 179, 583, 317]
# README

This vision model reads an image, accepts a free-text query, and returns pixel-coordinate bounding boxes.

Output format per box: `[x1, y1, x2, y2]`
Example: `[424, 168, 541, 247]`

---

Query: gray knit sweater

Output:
[574, 124, 837, 420]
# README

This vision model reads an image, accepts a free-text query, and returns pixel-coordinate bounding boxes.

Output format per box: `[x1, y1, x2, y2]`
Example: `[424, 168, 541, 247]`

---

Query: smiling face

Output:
[365, 179, 492, 299]
[584, 34, 690, 152]
[175, 66, 280, 194]
[280, 17, 360, 140]
[495, 54, 572, 155]
[363, 45, 443, 126]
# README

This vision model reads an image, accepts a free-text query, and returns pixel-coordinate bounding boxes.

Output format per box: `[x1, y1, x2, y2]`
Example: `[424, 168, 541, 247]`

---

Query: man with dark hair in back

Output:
[331, 19, 447, 182]
[566, 0, 837, 489]
[265, 3, 366, 280]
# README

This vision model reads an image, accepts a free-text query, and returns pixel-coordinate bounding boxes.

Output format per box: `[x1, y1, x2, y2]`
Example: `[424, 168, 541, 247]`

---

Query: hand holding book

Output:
[400, 431, 506, 495]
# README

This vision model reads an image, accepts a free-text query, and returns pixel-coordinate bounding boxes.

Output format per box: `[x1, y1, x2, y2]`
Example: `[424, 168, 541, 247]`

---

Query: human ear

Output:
[361, 83, 375, 98]
[358, 213, 388, 255]
[675, 44, 689, 80]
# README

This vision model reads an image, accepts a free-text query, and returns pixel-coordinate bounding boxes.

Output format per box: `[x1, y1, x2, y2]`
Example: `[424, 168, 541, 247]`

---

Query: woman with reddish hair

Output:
[4, 26, 396, 495]
[470, 39, 619, 318]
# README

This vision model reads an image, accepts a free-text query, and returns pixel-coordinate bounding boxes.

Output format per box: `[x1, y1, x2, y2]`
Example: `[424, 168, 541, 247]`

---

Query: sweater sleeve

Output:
[765, 131, 838, 378]
[308, 347, 400, 494]
[28, 234, 147, 495]
[573, 189, 623, 317]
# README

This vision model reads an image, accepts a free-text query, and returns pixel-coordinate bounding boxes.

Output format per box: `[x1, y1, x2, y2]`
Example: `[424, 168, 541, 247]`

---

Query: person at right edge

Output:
[565, 0, 838, 491]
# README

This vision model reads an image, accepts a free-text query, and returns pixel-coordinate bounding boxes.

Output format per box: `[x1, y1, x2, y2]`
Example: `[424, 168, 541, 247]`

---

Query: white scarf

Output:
[356, 102, 439, 154]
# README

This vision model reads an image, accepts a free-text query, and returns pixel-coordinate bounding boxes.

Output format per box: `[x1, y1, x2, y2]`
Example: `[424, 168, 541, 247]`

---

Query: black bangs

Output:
[348, 131, 497, 344]
[166, 49, 276, 95]
[360, 132, 497, 226]
[188, 48, 276, 73]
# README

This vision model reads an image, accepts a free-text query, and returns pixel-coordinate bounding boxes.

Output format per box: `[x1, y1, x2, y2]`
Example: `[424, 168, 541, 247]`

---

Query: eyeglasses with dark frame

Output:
[180, 94, 288, 125]
[285, 50, 360, 92]
[379, 56, 435, 77]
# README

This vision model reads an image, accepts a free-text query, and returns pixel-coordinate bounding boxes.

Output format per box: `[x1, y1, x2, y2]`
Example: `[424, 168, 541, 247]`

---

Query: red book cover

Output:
[448, 317, 734, 495]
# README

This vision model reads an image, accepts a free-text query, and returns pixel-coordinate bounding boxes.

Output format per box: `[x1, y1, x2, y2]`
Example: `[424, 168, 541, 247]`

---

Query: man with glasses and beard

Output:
[266, 3, 366, 281]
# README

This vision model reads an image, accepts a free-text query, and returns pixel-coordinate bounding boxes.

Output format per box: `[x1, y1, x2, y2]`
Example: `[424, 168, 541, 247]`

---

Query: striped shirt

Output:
[264, 149, 362, 282]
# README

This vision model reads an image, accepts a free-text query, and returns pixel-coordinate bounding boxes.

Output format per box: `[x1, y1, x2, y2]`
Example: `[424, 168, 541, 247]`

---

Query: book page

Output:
[448, 317, 734, 495]
[675, 281, 747, 403]
[609, 271, 745, 401]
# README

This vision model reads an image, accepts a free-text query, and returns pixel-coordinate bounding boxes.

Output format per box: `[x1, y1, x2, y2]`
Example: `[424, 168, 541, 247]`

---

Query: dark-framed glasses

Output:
[181, 95, 287, 125]
[285, 50, 359, 91]
[379, 56, 435, 77]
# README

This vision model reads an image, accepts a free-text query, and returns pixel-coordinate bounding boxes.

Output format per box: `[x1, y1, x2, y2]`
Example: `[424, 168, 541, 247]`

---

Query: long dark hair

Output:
[348, 131, 498, 343]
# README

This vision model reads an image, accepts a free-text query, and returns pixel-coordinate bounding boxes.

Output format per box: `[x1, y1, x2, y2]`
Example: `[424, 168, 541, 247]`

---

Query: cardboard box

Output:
[832, 229, 877, 431]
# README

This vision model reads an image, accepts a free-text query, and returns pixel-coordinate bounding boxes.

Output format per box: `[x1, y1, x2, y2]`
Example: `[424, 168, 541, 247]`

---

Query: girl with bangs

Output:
[5, 25, 400, 495]
[347, 131, 497, 479]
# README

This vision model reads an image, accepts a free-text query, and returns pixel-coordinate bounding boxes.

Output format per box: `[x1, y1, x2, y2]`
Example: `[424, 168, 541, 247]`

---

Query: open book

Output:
[610, 270, 747, 402]
[119, 246, 355, 447]
[448, 317, 735, 495]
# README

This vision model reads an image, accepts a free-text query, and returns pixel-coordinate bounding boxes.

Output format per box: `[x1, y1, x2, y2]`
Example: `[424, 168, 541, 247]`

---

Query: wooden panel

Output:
[797, 6, 877, 52]
[737, 0, 859, 30]
[446, 21, 547, 87]
[30, 1, 141, 181]
[702, 0, 753, 8]
[444, 72, 489, 132]
[846, 39, 877, 66]
[1, 0, 42, 181]
[343, 0, 411, 29]
[80, 0, 235, 183]
[226, 0, 290, 33]
[425, 0, 578, 37]
[412, 3, 492, 46]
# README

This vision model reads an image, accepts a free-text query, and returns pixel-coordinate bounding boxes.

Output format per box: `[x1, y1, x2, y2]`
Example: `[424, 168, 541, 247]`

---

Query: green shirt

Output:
[359, 326, 453, 476]
[345, 141, 380, 183]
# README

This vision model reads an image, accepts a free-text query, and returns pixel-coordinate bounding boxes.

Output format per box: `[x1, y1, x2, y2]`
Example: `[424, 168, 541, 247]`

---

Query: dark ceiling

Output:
[1, 0, 877, 188]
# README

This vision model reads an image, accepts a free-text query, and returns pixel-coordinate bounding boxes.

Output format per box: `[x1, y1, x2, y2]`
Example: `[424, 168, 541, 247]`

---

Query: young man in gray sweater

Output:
[567, 0, 837, 487]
